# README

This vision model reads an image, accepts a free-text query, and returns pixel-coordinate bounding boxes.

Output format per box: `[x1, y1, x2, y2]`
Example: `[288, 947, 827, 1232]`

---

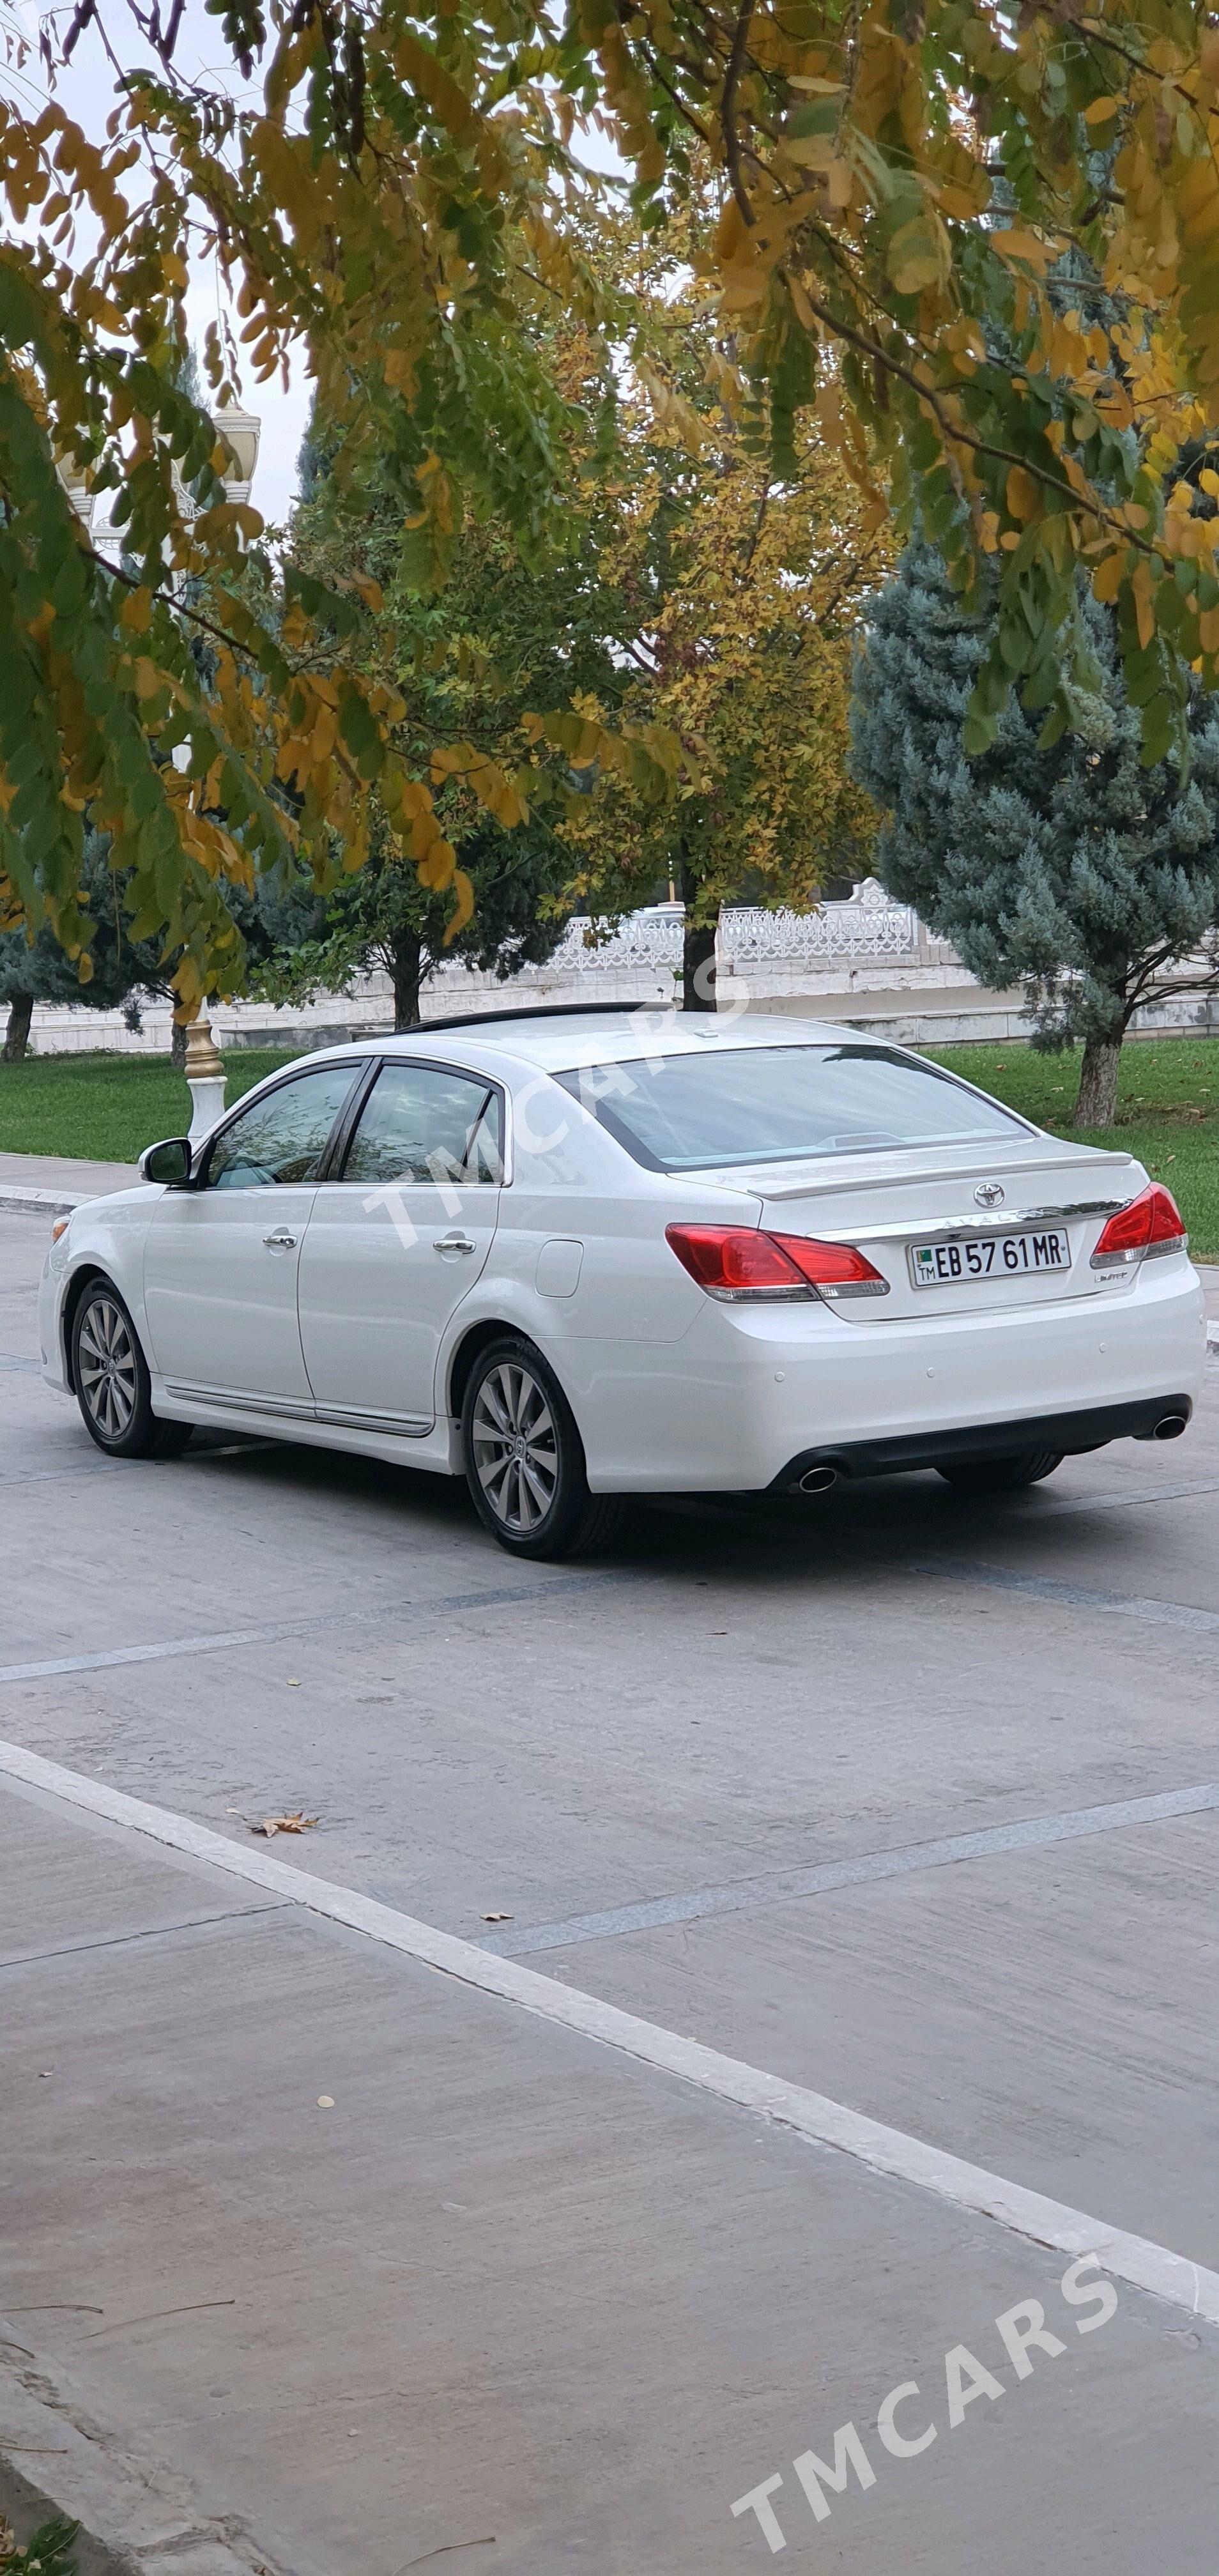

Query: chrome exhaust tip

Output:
[1153, 1413, 1188, 1441]
[799, 1463, 839, 1495]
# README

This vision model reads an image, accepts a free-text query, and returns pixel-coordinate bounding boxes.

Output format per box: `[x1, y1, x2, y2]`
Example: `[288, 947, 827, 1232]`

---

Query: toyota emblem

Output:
[974, 1181, 1005, 1209]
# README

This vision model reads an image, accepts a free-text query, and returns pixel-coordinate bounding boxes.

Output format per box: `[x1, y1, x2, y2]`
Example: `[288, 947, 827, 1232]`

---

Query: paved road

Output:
[3, 1203, 1218, 2576]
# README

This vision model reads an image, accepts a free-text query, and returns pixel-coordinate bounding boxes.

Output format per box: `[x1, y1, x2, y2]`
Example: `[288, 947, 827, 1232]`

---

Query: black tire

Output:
[936, 1449, 1062, 1496]
[72, 1279, 192, 1460]
[461, 1335, 625, 1561]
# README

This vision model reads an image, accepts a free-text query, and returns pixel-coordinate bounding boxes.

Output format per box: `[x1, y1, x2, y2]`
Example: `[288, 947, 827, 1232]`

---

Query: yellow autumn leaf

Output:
[886, 217, 949, 297]
[1131, 559, 1156, 649]
[784, 133, 836, 170]
[1006, 464, 1042, 523]
[441, 868, 475, 942]
[417, 837, 457, 889]
[990, 226, 1054, 274]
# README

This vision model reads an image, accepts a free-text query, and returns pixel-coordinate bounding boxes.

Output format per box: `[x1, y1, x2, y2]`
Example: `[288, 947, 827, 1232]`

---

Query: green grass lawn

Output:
[2, 1030, 1217, 1255]
[923, 1038, 1219, 1260]
[0, 1048, 298, 1165]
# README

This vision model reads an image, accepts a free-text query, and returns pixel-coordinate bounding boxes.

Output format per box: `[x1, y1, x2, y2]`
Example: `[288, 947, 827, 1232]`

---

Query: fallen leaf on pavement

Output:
[251, 1812, 319, 1837]
[481, 1912, 513, 1923]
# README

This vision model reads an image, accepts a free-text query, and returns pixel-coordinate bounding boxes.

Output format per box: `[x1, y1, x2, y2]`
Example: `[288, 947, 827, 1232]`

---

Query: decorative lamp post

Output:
[212, 400, 261, 507]
[58, 463, 96, 538]
[177, 401, 261, 1144]
[184, 1015, 228, 1146]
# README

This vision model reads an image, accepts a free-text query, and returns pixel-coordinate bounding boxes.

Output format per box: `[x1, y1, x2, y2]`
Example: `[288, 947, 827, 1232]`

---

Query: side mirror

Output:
[140, 1137, 193, 1186]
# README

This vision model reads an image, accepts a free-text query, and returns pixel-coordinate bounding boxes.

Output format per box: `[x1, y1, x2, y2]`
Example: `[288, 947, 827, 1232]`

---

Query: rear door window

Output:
[339, 1061, 502, 1185]
[555, 1045, 1030, 1171]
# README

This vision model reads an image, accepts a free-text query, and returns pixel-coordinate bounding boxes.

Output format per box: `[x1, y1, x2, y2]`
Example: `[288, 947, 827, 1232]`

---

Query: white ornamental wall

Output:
[19, 878, 1219, 1053]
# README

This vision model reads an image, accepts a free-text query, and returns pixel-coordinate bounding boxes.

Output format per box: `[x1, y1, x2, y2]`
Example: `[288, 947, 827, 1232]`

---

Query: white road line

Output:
[0, 1572, 611, 1683]
[486, 1781, 1219, 1956]
[3, 1731, 1218, 2329]
[915, 1558, 1219, 1634]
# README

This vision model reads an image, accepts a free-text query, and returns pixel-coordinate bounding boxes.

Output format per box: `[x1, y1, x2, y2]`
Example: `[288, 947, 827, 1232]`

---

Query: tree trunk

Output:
[2, 992, 33, 1063]
[1072, 1034, 1123, 1128]
[169, 1018, 187, 1071]
[390, 927, 424, 1031]
[680, 872, 719, 1012]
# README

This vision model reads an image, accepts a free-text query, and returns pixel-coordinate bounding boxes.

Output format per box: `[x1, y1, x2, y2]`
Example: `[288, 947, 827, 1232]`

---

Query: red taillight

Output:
[665, 1223, 889, 1303]
[772, 1233, 889, 1298]
[1091, 1184, 1187, 1269]
[665, 1225, 808, 1297]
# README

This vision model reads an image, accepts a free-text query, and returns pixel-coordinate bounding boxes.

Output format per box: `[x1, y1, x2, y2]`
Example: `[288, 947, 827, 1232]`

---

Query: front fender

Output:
[42, 1193, 160, 1390]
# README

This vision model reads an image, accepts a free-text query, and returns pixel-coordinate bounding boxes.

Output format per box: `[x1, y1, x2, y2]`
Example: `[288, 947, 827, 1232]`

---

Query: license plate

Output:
[908, 1229, 1072, 1289]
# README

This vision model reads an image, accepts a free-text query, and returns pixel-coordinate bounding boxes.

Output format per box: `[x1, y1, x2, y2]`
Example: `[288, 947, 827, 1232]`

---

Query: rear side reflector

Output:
[1091, 1184, 1188, 1270]
[665, 1223, 889, 1303]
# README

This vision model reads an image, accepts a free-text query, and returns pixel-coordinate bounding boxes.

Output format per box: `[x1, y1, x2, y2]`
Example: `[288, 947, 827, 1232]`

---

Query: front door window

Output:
[206, 1067, 360, 1190]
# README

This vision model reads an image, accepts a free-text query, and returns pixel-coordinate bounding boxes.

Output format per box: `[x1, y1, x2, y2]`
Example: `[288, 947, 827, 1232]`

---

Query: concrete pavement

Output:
[3, 1202, 1219, 2572]
[0, 1153, 139, 1215]
[6, 1771, 1219, 2576]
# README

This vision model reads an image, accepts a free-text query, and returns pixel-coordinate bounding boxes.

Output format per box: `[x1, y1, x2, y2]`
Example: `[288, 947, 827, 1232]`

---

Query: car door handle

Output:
[263, 1229, 298, 1250]
[433, 1232, 476, 1255]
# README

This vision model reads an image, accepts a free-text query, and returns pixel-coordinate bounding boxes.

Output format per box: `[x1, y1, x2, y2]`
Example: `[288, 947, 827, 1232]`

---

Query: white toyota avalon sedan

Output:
[39, 1007, 1207, 1558]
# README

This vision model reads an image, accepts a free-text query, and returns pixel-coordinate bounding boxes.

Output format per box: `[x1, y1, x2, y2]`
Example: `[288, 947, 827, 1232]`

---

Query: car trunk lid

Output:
[711, 1136, 1142, 1319]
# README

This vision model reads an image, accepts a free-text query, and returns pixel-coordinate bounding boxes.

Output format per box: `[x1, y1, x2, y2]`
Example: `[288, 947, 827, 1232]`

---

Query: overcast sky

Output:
[15, 0, 310, 523]
[16, 0, 620, 530]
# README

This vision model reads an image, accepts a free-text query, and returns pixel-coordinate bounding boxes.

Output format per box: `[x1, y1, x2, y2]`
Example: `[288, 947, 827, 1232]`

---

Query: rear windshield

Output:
[554, 1045, 1030, 1172]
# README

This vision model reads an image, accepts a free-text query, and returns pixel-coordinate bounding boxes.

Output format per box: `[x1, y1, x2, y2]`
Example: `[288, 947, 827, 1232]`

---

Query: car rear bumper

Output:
[571, 1257, 1208, 1492]
[770, 1393, 1194, 1489]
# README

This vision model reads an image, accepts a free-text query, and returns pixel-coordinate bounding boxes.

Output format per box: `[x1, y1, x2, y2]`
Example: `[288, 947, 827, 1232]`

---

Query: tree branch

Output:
[85, 545, 262, 663]
[721, 0, 756, 227]
[776, 264, 1170, 562]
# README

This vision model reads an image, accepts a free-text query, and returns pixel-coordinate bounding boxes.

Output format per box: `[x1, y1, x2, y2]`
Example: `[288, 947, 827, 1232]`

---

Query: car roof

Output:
[299, 1009, 886, 1080]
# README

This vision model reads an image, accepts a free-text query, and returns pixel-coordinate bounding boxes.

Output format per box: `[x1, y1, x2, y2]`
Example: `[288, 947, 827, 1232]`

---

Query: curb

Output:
[0, 1188, 86, 1218]
[0, 2350, 270, 2576]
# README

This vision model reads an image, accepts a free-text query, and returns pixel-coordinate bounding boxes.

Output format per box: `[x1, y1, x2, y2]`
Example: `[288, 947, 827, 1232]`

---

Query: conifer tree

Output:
[850, 546, 1219, 1125]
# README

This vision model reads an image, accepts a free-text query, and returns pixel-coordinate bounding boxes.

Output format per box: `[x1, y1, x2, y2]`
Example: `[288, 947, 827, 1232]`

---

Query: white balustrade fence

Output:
[20, 880, 955, 1055]
[535, 882, 925, 979]
[16, 877, 1216, 1055]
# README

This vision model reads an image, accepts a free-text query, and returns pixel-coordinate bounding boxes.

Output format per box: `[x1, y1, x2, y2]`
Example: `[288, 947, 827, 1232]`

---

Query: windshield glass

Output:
[554, 1045, 1030, 1172]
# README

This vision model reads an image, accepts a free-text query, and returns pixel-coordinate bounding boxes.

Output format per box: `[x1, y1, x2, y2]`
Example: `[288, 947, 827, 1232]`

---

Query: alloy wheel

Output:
[77, 1296, 139, 1441]
[471, 1360, 559, 1534]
